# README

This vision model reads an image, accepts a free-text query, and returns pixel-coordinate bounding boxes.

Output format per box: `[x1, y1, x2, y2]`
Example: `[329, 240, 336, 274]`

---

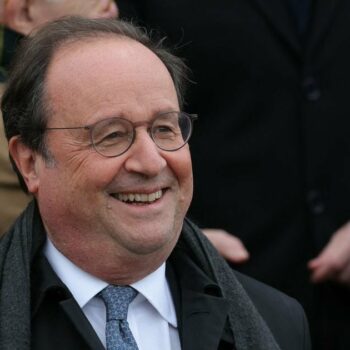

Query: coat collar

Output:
[253, 0, 301, 56]
[252, 0, 341, 59]
[304, 0, 341, 60]
[31, 253, 105, 350]
[32, 246, 232, 350]
[167, 243, 233, 350]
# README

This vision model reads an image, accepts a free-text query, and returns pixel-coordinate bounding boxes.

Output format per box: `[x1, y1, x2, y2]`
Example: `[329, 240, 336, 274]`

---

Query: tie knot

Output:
[99, 285, 137, 321]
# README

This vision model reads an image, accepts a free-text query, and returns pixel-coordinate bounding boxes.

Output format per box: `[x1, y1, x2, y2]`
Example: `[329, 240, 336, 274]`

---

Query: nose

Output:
[124, 130, 167, 177]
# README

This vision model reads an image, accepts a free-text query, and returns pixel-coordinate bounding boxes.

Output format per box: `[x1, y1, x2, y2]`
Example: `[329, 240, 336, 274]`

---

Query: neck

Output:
[47, 233, 175, 285]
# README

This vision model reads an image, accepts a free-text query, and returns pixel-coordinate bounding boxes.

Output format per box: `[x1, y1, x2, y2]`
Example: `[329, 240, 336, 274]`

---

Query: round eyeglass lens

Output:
[151, 112, 192, 151]
[91, 118, 134, 157]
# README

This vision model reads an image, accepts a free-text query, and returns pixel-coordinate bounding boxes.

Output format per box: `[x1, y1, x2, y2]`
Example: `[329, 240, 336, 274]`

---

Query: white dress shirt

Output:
[44, 239, 181, 350]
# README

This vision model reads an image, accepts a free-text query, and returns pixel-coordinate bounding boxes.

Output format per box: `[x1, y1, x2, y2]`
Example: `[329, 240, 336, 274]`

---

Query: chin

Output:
[118, 224, 180, 256]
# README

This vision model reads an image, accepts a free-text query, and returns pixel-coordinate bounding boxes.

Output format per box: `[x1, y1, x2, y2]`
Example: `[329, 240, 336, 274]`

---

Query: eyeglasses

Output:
[46, 111, 198, 157]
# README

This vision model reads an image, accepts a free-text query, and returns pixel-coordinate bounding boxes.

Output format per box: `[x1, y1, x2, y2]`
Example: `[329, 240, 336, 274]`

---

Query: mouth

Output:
[110, 189, 165, 204]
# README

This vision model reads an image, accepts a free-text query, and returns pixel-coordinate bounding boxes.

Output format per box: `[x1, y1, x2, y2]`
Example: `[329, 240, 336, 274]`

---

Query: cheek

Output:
[84, 162, 122, 189]
[68, 0, 100, 15]
[52, 139, 122, 190]
[47, 131, 126, 193]
[167, 149, 193, 201]
[32, 3, 76, 22]
[28, 5, 53, 24]
[67, 159, 123, 192]
[37, 160, 111, 211]
[43, 2, 91, 19]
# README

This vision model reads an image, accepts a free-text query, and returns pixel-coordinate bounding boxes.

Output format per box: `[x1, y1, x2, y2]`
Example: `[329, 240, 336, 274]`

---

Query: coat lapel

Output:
[252, 0, 301, 56]
[305, 0, 341, 59]
[31, 254, 105, 350]
[60, 299, 105, 350]
[180, 289, 230, 350]
[167, 247, 232, 350]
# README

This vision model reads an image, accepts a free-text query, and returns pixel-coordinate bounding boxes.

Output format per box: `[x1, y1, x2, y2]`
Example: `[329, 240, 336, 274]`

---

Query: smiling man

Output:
[0, 17, 310, 350]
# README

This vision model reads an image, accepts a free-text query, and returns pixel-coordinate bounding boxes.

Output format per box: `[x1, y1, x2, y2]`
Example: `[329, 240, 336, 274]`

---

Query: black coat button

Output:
[307, 190, 325, 214]
[302, 77, 321, 101]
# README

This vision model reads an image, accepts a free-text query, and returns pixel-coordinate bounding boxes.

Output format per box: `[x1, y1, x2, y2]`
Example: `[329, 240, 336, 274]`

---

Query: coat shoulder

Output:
[234, 271, 312, 350]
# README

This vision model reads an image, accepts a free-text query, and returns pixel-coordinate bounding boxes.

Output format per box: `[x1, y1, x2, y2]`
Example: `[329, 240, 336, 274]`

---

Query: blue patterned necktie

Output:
[99, 285, 139, 350]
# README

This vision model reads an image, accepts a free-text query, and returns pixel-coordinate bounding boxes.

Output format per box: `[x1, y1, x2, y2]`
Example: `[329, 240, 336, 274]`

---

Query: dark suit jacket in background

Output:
[117, 1, 350, 348]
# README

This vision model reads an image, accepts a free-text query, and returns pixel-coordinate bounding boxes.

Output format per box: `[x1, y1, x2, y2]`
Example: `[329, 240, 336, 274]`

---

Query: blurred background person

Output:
[117, 1, 350, 349]
[0, 0, 118, 235]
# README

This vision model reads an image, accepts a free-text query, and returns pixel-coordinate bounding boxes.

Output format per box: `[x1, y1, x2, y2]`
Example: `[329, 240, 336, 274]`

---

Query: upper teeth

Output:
[117, 190, 162, 203]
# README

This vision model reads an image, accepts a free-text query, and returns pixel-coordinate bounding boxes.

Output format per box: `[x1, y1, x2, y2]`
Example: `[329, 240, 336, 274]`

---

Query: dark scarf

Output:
[0, 200, 280, 349]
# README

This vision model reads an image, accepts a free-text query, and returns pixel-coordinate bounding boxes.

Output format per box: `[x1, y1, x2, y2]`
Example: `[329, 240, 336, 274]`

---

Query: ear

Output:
[9, 136, 40, 194]
[3, 0, 34, 35]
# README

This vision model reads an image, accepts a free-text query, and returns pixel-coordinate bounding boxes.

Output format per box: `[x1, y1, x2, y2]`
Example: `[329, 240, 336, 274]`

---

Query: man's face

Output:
[34, 37, 193, 264]
[28, 0, 118, 25]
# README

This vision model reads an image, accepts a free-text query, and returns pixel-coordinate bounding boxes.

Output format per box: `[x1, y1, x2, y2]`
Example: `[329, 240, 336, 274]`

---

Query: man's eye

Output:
[105, 131, 124, 139]
[95, 131, 128, 145]
[155, 126, 174, 133]
[153, 125, 181, 143]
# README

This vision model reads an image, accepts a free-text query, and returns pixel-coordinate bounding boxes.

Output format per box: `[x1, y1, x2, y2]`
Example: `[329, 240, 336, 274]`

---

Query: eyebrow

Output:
[46, 110, 184, 130]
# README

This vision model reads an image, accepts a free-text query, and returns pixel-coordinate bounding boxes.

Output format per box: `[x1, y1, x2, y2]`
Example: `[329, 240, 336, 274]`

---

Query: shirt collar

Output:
[44, 238, 177, 327]
[132, 263, 177, 327]
[44, 238, 108, 308]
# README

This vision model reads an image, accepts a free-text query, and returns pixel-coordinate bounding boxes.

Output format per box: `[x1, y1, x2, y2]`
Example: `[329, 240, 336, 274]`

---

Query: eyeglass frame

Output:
[45, 111, 198, 158]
